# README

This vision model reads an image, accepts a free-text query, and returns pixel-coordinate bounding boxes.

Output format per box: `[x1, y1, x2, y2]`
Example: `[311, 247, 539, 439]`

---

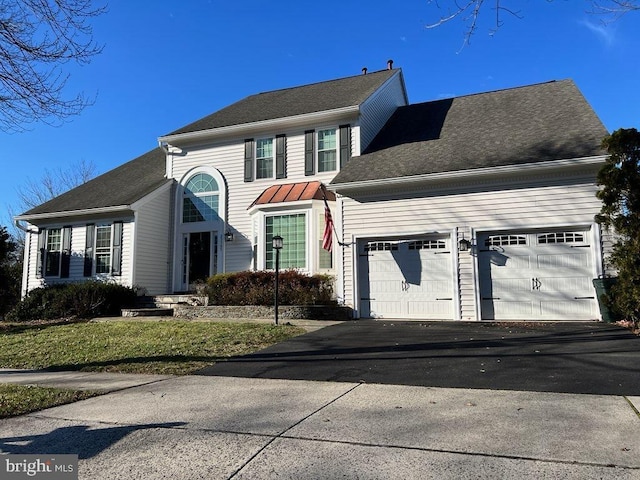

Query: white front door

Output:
[359, 237, 454, 319]
[478, 229, 598, 320]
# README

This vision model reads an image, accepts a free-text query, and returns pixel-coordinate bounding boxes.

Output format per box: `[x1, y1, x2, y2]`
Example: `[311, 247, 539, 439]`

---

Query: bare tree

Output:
[426, 1, 640, 46]
[0, 0, 105, 132]
[7, 158, 97, 243]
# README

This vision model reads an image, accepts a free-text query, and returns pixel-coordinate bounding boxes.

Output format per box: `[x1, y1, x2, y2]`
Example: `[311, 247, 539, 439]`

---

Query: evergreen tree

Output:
[596, 128, 640, 326]
[0, 226, 21, 317]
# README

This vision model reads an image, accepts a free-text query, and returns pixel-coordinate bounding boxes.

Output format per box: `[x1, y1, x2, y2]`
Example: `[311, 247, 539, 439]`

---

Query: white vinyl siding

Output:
[358, 71, 407, 152]
[341, 180, 606, 321]
[134, 184, 172, 295]
[169, 131, 340, 275]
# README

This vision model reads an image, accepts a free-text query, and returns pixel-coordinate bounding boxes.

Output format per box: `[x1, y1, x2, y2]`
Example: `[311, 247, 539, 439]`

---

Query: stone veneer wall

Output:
[173, 305, 353, 321]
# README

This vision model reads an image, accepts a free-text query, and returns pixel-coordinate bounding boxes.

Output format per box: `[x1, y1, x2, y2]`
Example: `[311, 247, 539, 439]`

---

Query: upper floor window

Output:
[305, 125, 351, 176]
[183, 173, 219, 223]
[256, 138, 274, 179]
[244, 136, 286, 182]
[317, 129, 337, 172]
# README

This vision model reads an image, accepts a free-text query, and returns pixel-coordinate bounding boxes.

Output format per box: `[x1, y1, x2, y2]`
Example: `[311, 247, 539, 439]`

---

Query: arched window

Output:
[182, 173, 220, 223]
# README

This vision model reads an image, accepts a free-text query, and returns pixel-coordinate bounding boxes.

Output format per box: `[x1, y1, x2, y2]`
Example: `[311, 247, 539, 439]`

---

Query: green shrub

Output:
[6, 281, 137, 322]
[206, 271, 335, 306]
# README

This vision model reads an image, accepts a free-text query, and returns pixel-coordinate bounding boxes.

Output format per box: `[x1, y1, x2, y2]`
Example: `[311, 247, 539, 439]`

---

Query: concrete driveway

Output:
[197, 320, 640, 395]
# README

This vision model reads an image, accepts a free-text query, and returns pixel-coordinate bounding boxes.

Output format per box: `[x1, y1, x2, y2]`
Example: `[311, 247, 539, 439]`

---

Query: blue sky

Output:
[2, 0, 639, 223]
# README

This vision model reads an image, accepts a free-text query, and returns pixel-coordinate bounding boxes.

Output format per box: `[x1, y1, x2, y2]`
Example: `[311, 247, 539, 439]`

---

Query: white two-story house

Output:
[16, 65, 611, 322]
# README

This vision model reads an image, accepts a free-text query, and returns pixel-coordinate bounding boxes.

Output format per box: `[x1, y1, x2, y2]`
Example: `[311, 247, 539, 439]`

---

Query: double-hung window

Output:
[37, 227, 71, 278]
[265, 213, 306, 269]
[256, 138, 274, 179]
[44, 228, 62, 276]
[84, 222, 123, 277]
[305, 125, 350, 176]
[95, 225, 113, 274]
[317, 129, 337, 172]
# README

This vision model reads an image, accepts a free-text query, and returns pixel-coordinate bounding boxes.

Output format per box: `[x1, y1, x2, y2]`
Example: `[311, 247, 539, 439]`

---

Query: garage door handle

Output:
[482, 297, 500, 300]
[575, 296, 595, 300]
[571, 245, 591, 248]
[436, 298, 453, 301]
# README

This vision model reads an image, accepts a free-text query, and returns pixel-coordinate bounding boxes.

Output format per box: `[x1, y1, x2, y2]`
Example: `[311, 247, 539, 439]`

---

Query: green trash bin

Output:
[592, 277, 618, 323]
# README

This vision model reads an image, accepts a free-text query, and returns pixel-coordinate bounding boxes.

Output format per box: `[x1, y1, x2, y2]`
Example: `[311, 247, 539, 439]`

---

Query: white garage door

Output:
[478, 229, 598, 320]
[358, 237, 454, 319]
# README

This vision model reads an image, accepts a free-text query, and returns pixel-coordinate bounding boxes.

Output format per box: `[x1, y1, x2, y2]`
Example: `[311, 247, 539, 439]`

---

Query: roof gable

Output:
[331, 80, 609, 185]
[167, 69, 399, 136]
[21, 148, 169, 218]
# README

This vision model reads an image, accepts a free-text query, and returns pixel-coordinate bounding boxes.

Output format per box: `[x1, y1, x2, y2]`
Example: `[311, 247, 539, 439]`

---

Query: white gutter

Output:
[15, 205, 132, 222]
[159, 106, 360, 145]
[329, 155, 608, 192]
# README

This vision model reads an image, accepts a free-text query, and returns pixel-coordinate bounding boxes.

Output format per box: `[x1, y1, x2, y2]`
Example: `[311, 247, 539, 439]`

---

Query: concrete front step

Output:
[121, 308, 174, 317]
[135, 295, 208, 309]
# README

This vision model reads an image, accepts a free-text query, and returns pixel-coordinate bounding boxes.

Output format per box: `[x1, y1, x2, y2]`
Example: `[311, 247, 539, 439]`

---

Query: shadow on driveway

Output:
[196, 320, 640, 395]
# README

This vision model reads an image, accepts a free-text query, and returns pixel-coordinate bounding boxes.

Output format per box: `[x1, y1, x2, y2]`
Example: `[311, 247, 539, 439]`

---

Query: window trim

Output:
[263, 210, 309, 270]
[255, 137, 275, 180]
[83, 222, 123, 277]
[44, 228, 63, 277]
[38, 226, 71, 279]
[182, 172, 220, 224]
[94, 224, 113, 275]
[317, 128, 337, 173]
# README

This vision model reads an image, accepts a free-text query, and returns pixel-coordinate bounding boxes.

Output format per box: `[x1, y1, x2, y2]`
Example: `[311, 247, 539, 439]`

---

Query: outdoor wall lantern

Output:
[272, 235, 284, 325]
[224, 232, 234, 242]
[458, 237, 472, 252]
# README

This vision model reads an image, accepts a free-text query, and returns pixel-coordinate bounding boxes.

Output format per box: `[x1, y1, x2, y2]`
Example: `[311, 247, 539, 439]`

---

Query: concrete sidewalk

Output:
[1, 374, 639, 479]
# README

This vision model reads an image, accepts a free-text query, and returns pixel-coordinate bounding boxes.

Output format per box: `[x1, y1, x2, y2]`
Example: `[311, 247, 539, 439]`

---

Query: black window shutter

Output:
[60, 226, 72, 278]
[304, 130, 315, 176]
[84, 224, 94, 277]
[112, 221, 123, 276]
[339, 124, 351, 168]
[244, 139, 254, 182]
[275, 134, 286, 179]
[36, 229, 46, 278]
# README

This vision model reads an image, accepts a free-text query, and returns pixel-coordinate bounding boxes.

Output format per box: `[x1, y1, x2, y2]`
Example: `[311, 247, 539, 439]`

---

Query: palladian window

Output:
[182, 173, 220, 223]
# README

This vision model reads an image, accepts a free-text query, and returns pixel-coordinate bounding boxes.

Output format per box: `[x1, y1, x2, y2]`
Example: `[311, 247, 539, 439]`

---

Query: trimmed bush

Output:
[6, 281, 137, 322]
[206, 271, 335, 306]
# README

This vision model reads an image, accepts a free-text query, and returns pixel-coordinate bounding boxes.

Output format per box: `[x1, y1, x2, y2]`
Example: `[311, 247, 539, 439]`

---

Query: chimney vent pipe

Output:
[362, 67, 368, 75]
[387, 59, 393, 70]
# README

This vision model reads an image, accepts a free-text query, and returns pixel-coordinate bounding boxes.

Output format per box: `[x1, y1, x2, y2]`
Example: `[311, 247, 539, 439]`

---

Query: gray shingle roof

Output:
[331, 80, 608, 185]
[167, 69, 400, 136]
[21, 148, 169, 217]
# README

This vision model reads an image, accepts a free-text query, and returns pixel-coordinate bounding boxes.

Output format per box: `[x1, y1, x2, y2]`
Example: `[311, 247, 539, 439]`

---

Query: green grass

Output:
[0, 384, 99, 419]
[0, 320, 306, 375]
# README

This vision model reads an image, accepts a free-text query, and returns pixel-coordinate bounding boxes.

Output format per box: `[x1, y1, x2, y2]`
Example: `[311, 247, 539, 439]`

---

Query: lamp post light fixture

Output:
[272, 235, 283, 325]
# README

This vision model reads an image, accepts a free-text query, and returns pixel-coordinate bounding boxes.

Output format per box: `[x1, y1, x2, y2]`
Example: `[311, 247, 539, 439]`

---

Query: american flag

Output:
[322, 197, 333, 252]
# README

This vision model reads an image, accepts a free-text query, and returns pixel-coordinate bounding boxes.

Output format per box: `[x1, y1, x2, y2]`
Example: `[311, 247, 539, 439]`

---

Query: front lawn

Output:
[0, 384, 98, 419]
[0, 320, 305, 375]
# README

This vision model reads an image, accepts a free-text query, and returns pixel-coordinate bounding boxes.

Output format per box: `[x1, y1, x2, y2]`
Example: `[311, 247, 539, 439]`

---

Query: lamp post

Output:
[272, 235, 283, 325]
